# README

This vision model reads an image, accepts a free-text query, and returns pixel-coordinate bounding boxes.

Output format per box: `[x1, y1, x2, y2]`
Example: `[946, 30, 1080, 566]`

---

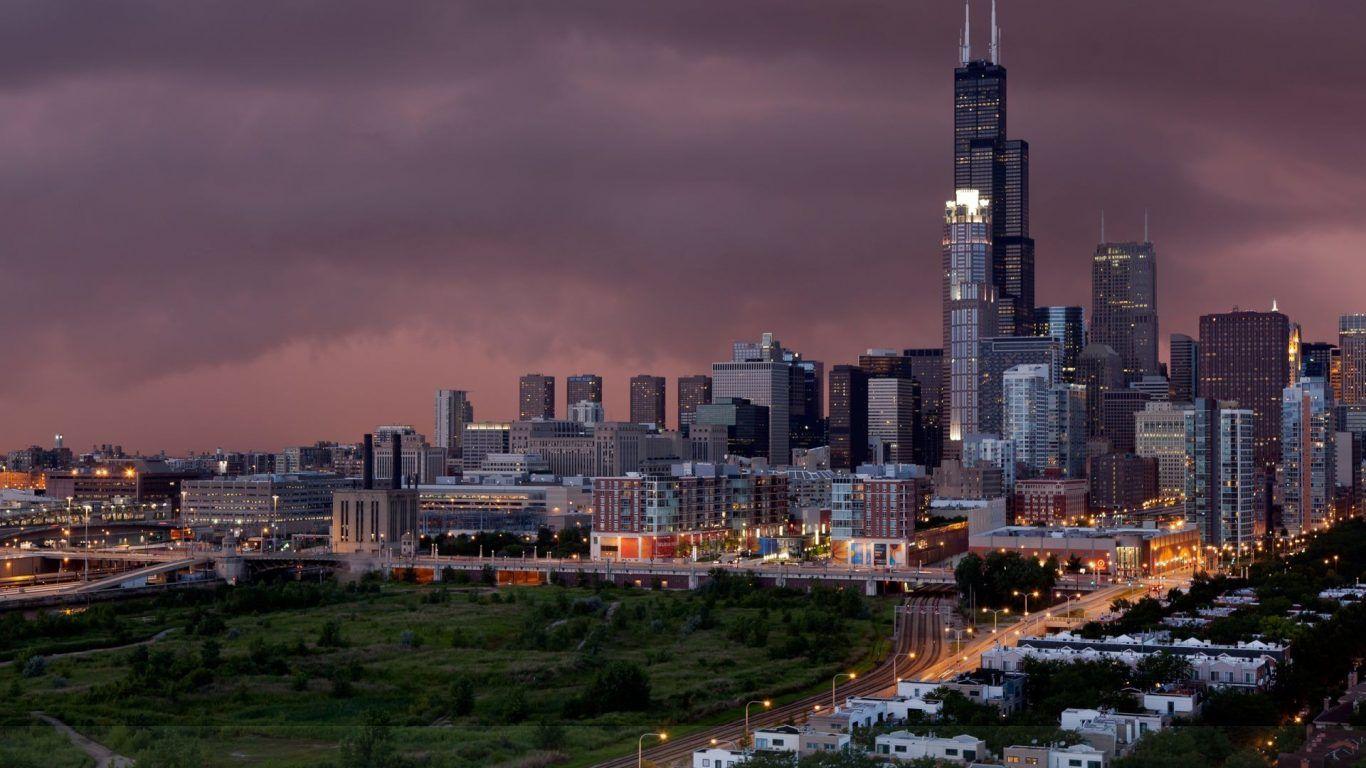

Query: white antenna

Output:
[1272, 298, 1279, 313]
[961, 1, 972, 66]
[1144, 208, 1150, 242]
[1100, 209, 1106, 243]
[990, 0, 999, 63]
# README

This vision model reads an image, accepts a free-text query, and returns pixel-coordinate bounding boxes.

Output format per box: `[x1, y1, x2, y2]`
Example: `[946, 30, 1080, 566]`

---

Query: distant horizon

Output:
[3, 1, 1364, 452]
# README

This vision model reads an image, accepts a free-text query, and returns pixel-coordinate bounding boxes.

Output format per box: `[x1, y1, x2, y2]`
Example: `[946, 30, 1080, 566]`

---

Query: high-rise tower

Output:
[942, 189, 997, 455]
[954, 1, 1034, 337]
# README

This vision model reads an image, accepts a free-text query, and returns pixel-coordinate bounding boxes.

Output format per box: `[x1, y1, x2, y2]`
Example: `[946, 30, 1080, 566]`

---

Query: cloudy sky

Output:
[3, 0, 1364, 453]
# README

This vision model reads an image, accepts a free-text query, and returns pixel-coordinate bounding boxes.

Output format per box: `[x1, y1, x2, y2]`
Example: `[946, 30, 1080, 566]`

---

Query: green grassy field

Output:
[0, 573, 890, 767]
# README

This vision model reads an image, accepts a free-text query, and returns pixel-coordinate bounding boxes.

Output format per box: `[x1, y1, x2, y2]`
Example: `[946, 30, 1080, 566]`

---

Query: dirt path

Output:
[0, 628, 176, 668]
[32, 712, 135, 768]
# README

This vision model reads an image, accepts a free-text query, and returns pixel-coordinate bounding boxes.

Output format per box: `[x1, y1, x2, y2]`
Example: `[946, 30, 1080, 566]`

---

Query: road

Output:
[590, 591, 952, 768]
[33, 712, 134, 768]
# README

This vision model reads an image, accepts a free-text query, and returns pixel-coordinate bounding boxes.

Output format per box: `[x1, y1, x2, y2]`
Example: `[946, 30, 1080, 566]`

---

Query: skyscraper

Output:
[1091, 240, 1159, 381]
[1169, 333, 1199, 403]
[902, 348, 946, 468]
[677, 375, 713, 430]
[1135, 401, 1192, 502]
[1077, 343, 1124, 439]
[566, 374, 604, 410]
[1302, 342, 1337, 382]
[1034, 306, 1086, 382]
[1185, 399, 1256, 547]
[1199, 309, 1291, 466]
[1003, 364, 1052, 477]
[518, 374, 555, 421]
[976, 335, 1061, 437]
[828, 365, 869, 471]
[942, 189, 997, 455]
[1282, 377, 1337, 535]
[1341, 314, 1366, 405]
[433, 390, 474, 460]
[628, 375, 667, 427]
[712, 332, 805, 464]
[867, 377, 920, 465]
[954, 4, 1034, 336]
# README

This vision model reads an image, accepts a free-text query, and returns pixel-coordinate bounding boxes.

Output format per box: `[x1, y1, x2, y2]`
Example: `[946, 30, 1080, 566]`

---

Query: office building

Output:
[1092, 240, 1159, 381]
[509, 420, 595, 476]
[1185, 399, 1256, 547]
[46, 460, 203, 512]
[1302, 341, 1337, 382]
[331, 434, 419, 556]
[970, 525, 1201, 579]
[1282, 378, 1337, 534]
[566, 374, 604, 411]
[433, 390, 474, 463]
[903, 348, 946, 467]
[183, 472, 354, 535]
[1012, 475, 1089, 526]
[461, 422, 511, 472]
[1051, 382, 1089, 479]
[789, 357, 825, 450]
[954, 16, 1034, 337]
[1169, 333, 1199, 402]
[1078, 343, 1125, 439]
[568, 400, 605, 425]
[518, 374, 556, 421]
[712, 332, 808, 464]
[1343, 315, 1366, 405]
[1089, 454, 1158, 512]
[1199, 309, 1290, 466]
[942, 189, 998, 454]
[829, 365, 869, 471]
[978, 335, 1061, 437]
[372, 425, 447, 485]
[677, 374, 712, 430]
[1135, 401, 1192, 501]
[629, 374, 667, 426]
[1035, 306, 1086, 382]
[418, 481, 592, 535]
[1100, 389, 1154, 454]
[963, 434, 1017, 492]
[695, 398, 770, 459]
[867, 377, 920, 465]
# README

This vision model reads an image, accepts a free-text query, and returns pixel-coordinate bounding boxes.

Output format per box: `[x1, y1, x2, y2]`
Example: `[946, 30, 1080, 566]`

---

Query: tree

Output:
[449, 676, 475, 717]
[338, 712, 407, 768]
[1133, 651, 1192, 688]
[581, 662, 651, 714]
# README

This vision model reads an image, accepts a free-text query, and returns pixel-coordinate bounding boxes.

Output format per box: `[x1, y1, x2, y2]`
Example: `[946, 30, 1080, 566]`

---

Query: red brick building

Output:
[1012, 475, 1088, 525]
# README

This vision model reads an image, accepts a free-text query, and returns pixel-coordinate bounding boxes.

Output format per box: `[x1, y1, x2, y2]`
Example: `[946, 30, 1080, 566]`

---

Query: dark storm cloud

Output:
[2, 1, 1364, 449]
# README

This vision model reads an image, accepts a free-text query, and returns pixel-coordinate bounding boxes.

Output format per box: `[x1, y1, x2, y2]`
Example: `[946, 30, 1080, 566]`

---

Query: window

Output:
[702, 761, 711, 767]
[772, 739, 784, 747]
[947, 749, 959, 756]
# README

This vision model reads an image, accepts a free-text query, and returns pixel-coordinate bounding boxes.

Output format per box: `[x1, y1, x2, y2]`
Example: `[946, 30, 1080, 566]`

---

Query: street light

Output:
[894, 651, 918, 684]
[745, 699, 771, 747]
[945, 626, 974, 655]
[981, 607, 1009, 633]
[832, 672, 856, 711]
[1012, 589, 1039, 615]
[638, 732, 667, 768]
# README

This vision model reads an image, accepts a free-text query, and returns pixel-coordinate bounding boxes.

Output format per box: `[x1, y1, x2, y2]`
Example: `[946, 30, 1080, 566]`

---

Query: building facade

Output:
[1199, 309, 1290, 467]
[677, 374, 713, 430]
[1035, 305, 1086, 383]
[629, 374, 667, 427]
[942, 189, 998, 454]
[1282, 378, 1337, 534]
[1091, 241, 1159, 381]
[518, 374, 556, 421]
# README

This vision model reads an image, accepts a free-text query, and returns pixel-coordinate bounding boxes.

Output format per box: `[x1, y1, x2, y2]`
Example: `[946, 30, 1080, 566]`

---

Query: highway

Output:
[590, 591, 952, 768]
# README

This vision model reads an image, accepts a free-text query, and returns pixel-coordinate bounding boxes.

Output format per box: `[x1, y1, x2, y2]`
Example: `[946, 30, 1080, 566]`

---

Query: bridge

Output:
[0, 547, 1110, 607]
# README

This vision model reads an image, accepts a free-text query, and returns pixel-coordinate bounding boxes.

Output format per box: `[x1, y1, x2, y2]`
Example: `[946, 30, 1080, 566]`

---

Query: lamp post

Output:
[638, 732, 667, 768]
[945, 626, 973, 655]
[832, 672, 856, 711]
[1012, 589, 1039, 616]
[894, 651, 918, 685]
[744, 700, 771, 747]
[981, 607, 1009, 633]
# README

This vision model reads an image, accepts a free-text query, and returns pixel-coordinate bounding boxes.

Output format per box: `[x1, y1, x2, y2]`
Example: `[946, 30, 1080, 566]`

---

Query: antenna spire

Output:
[1100, 209, 1106, 243]
[990, 0, 999, 63]
[1144, 208, 1149, 242]
[960, 1, 972, 66]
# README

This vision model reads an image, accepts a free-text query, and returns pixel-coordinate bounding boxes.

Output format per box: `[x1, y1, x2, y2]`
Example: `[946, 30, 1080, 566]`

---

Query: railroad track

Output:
[591, 591, 951, 768]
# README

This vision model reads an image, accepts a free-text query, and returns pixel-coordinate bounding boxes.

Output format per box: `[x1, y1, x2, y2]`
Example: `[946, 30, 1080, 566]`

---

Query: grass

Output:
[0, 574, 891, 767]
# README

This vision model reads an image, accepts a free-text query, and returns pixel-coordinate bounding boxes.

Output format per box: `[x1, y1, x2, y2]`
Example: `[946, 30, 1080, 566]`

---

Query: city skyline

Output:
[5, 1, 1366, 452]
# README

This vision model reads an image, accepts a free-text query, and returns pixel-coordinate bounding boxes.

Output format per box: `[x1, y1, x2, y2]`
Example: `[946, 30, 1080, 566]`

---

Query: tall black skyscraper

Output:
[954, 2, 1034, 337]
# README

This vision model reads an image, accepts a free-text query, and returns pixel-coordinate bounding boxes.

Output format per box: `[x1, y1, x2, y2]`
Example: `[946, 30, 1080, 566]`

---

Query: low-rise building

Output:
[753, 725, 801, 753]
[1059, 708, 1165, 757]
[182, 472, 355, 535]
[969, 524, 1201, 578]
[1141, 687, 1202, 718]
[873, 732, 987, 764]
[692, 747, 748, 768]
[897, 669, 1026, 713]
[1013, 475, 1089, 526]
[982, 633, 1284, 690]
